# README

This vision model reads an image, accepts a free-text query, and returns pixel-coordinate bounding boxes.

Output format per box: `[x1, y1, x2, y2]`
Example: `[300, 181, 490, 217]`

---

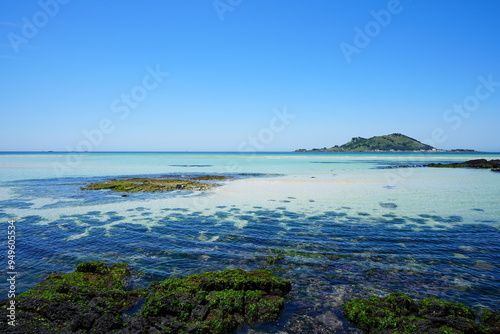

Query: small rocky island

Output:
[295, 133, 476, 152]
[82, 175, 232, 193]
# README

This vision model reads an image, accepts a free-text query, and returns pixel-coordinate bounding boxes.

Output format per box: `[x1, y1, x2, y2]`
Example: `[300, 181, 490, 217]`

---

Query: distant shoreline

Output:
[1, 151, 499, 154]
[293, 149, 479, 153]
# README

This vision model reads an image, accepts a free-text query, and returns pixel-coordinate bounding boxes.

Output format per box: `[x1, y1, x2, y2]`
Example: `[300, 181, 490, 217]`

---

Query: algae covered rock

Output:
[81, 175, 232, 193]
[480, 310, 500, 333]
[0, 261, 144, 333]
[0, 263, 291, 333]
[139, 268, 291, 333]
[343, 292, 499, 333]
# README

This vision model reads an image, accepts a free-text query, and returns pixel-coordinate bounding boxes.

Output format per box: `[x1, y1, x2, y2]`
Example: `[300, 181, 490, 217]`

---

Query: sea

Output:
[1, 151, 499, 333]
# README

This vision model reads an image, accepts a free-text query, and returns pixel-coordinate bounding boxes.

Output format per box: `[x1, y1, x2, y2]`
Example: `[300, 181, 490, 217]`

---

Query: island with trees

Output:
[295, 133, 476, 153]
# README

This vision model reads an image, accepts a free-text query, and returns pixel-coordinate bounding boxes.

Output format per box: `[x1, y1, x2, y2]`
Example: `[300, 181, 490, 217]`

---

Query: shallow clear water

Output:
[1, 152, 499, 333]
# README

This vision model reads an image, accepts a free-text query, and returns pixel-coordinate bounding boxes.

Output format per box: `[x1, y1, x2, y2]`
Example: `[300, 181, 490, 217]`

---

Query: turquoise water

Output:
[1, 152, 499, 332]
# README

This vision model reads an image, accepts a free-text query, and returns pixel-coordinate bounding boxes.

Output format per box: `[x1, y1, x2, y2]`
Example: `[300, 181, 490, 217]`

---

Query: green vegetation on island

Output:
[1, 261, 291, 333]
[343, 292, 500, 334]
[295, 133, 475, 152]
[81, 175, 232, 193]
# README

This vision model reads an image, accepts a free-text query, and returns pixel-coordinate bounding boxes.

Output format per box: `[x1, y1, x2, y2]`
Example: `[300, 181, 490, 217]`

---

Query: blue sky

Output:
[1, 0, 500, 151]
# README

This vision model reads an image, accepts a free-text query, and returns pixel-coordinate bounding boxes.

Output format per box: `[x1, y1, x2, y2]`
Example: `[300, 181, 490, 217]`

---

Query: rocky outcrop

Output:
[0, 262, 291, 334]
[139, 269, 292, 333]
[81, 175, 233, 193]
[426, 159, 500, 172]
[385, 159, 500, 172]
[343, 292, 500, 334]
[0, 261, 144, 333]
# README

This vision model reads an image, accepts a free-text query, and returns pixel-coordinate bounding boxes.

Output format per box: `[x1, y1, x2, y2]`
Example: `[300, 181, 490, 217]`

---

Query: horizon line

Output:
[1, 150, 499, 154]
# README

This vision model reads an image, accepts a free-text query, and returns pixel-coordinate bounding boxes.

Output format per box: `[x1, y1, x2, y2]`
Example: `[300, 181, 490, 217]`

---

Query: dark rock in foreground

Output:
[0, 261, 144, 333]
[139, 269, 292, 333]
[343, 292, 500, 334]
[0, 262, 291, 334]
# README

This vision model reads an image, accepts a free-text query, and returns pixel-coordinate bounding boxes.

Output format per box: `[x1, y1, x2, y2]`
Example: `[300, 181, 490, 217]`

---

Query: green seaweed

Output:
[1, 262, 291, 333]
[81, 175, 232, 193]
[343, 292, 499, 334]
[141, 268, 291, 333]
[0, 262, 145, 333]
[265, 256, 284, 265]
[19, 262, 143, 310]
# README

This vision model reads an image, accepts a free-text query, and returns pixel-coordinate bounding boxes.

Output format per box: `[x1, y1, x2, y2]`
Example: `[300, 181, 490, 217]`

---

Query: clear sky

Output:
[1, 0, 500, 152]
